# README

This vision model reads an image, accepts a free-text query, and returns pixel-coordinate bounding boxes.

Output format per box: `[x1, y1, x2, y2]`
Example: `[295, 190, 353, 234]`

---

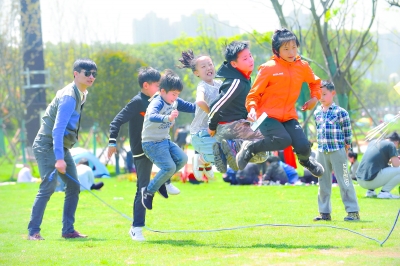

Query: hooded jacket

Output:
[208, 62, 251, 130]
[246, 55, 321, 122]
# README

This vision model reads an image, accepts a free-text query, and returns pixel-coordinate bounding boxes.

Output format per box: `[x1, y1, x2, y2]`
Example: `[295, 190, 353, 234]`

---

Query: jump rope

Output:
[51, 170, 399, 247]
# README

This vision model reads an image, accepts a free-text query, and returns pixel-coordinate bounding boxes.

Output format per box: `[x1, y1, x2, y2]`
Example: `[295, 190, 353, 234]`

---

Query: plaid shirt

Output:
[314, 103, 352, 152]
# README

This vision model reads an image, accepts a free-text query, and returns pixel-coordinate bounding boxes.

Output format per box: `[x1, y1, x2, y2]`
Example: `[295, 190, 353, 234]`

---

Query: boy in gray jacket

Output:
[141, 70, 196, 210]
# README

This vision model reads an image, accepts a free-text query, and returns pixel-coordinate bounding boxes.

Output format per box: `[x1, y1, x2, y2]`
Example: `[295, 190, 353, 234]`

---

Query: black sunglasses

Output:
[81, 70, 97, 78]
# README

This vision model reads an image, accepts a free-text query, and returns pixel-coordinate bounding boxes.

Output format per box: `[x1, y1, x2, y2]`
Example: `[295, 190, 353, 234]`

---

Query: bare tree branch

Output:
[351, 49, 378, 84]
[386, 0, 400, 8]
[341, 0, 377, 76]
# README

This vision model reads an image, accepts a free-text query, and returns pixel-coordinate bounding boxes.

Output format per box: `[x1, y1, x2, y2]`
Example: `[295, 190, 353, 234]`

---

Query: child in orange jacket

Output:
[236, 28, 324, 178]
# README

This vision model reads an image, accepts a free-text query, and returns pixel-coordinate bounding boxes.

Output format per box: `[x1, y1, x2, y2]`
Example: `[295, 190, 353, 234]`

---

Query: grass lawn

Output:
[0, 176, 399, 265]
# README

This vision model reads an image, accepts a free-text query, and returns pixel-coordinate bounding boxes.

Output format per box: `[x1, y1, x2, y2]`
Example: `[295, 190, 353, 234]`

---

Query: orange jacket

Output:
[246, 55, 321, 122]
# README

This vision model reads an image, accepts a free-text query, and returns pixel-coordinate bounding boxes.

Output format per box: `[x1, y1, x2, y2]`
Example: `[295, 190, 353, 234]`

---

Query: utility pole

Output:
[20, 0, 48, 151]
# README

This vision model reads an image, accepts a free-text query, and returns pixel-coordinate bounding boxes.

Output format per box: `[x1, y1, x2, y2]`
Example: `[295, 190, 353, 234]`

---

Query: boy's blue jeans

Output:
[142, 139, 187, 194]
[28, 134, 80, 235]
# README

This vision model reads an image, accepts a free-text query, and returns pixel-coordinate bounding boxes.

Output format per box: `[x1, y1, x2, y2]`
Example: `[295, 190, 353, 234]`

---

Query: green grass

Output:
[0, 177, 399, 265]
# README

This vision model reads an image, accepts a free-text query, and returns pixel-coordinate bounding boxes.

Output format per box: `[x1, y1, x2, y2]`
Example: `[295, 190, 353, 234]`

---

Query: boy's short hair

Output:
[73, 58, 97, 73]
[224, 41, 250, 63]
[321, 80, 335, 91]
[272, 28, 300, 57]
[388, 132, 400, 142]
[347, 151, 358, 160]
[138, 67, 161, 88]
[160, 69, 183, 92]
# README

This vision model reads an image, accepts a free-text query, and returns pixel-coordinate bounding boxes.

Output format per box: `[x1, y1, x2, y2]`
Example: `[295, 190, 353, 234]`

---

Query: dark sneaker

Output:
[62, 230, 88, 239]
[212, 142, 227, 173]
[157, 183, 169, 199]
[90, 182, 104, 190]
[299, 157, 324, 178]
[236, 140, 255, 170]
[28, 233, 44, 240]
[344, 212, 360, 221]
[141, 187, 154, 210]
[221, 139, 239, 171]
[313, 213, 332, 221]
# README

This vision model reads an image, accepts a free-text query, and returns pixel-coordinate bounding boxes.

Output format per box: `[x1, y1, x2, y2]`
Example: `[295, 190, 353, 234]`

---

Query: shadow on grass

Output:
[56, 238, 108, 242]
[147, 239, 339, 249]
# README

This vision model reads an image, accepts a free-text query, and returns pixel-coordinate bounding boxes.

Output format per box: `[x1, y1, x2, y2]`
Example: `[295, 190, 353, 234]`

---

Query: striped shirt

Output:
[314, 103, 352, 152]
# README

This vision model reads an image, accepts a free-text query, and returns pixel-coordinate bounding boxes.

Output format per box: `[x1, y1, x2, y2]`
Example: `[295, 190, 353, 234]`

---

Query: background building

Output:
[132, 9, 240, 44]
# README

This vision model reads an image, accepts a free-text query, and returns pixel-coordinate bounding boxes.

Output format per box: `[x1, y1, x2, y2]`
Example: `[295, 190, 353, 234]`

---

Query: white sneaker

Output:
[129, 226, 145, 241]
[270, 181, 281, 186]
[365, 190, 377, 198]
[192, 154, 204, 181]
[294, 181, 305, 186]
[203, 164, 214, 179]
[165, 183, 180, 195]
[377, 191, 400, 199]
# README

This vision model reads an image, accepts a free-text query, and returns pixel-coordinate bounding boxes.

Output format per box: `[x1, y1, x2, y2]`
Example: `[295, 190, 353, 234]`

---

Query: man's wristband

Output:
[108, 143, 117, 147]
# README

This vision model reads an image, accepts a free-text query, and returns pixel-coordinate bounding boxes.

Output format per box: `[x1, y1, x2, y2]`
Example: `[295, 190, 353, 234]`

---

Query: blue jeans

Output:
[28, 134, 80, 235]
[142, 139, 187, 194]
[191, 130, 216, 164]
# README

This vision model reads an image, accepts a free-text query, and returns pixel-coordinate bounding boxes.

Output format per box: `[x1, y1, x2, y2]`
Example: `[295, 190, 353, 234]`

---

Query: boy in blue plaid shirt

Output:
[313, 80, 360, 222]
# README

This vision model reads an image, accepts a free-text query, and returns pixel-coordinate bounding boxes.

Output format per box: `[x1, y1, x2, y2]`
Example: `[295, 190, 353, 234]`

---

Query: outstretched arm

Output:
[108, 99, 138, 159]
[302, 63, 321, 111]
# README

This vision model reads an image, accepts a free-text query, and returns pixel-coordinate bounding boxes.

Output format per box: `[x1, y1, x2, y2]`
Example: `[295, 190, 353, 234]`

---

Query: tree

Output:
[269, 0, 379, 124]
[0, 0, 25, 163]
[44, 41, 93, 100]
[83, 50, 146, 142]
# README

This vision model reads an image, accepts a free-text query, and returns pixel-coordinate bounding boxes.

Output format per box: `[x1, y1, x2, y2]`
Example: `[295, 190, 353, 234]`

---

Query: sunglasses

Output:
[81, 70, 97, 78]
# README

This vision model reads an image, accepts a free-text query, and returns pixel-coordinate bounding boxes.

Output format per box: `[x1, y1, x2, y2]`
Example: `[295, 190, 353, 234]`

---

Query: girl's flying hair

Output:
[178, 50, 205, 72]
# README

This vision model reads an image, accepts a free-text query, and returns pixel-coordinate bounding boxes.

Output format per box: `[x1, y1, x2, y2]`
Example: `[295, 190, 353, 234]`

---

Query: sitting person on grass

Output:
[236, 163, 260, 185]
[262, 156, 288, 185]
[77, 159, 104, 191]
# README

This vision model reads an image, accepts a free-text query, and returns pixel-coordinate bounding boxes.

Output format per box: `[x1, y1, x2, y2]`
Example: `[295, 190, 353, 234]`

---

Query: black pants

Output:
[132, 155, 153, 227]
[252, 118, 311, 162]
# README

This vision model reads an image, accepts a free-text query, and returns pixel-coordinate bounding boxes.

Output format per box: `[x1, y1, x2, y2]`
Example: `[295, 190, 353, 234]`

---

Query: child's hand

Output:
[247, 107, 257, 122]
[345, 144, 351, 153]
[301, 97, 318, 111]
[169, 110, 179, 121]
[208, 128, 216, 137]
[107, 146, 117, 159]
